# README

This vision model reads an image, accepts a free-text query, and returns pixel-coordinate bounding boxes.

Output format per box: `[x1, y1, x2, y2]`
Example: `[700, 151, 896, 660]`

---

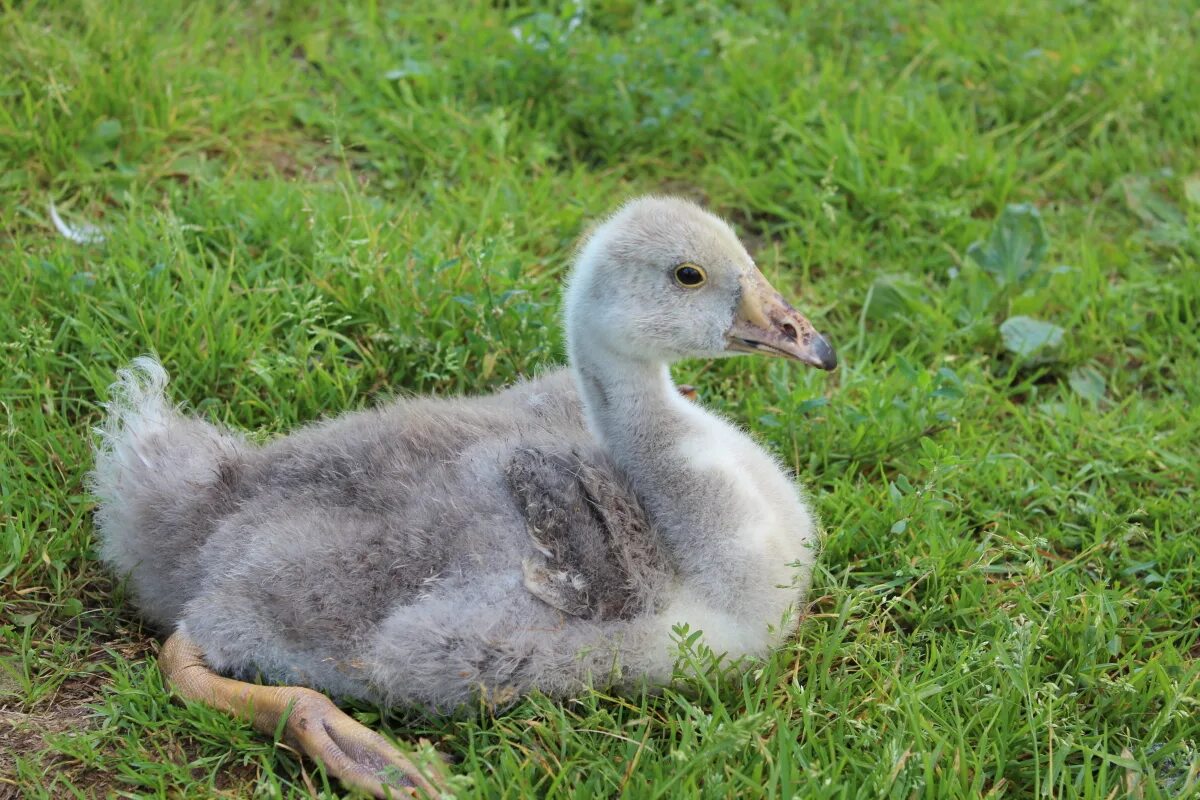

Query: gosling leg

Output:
[159, 631, 449, 798]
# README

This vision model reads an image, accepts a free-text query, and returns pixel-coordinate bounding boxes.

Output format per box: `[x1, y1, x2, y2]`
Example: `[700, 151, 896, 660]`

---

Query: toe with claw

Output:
[160, 632, 451, 798]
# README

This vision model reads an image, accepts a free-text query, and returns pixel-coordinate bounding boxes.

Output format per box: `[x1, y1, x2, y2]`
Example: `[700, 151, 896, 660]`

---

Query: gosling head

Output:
[565, 196, 837, 370]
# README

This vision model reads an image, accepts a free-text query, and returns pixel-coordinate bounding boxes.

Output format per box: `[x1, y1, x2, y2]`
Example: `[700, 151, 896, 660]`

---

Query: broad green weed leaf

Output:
[999, 316, 1064, 358]
[9, 612, 39, 627]
[1068, 365, 1106, 404]
[864, 274, 928, 321]
[966, 204, 1047, 286]
[92, 118, 122, 143]
[1122, 176, 1185, 227]
[1121, 175, 1191, 249]
[1185, 175, 1200, 208]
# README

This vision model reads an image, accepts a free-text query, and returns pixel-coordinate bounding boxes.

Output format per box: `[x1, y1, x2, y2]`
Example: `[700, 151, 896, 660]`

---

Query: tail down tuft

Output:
[92, 356, 173, 478]
[89, 357, 249, 629]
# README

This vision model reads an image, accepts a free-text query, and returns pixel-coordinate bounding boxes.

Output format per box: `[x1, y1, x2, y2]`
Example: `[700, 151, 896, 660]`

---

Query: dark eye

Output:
[674, 264, 707, 287]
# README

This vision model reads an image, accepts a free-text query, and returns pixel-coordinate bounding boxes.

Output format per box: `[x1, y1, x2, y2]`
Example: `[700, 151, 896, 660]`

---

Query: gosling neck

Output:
[567, 329, 754, 600]
[567, 333, 687, 469]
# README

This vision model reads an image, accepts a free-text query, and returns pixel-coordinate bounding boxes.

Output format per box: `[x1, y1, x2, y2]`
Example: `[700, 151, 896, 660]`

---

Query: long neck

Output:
[565, 309, 809, 624]
[567, 328, 734, 578]
[567, 334, 686, 475]
[568, 330, 773, 610]
[560, 267, 811, 626]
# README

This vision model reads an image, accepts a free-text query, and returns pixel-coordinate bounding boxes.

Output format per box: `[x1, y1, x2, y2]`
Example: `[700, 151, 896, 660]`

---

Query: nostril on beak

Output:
[780, 322, 798, 341]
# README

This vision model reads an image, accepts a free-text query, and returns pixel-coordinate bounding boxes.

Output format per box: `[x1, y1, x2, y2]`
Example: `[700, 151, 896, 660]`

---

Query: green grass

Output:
[2, 0, 1198, 797]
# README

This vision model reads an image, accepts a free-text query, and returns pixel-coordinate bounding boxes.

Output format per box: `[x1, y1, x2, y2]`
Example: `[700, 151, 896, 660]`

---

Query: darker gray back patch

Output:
[504, 447, 671, 621]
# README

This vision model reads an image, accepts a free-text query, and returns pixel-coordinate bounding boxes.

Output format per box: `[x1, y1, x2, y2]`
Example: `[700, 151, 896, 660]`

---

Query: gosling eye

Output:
[673, 263, 707, 288]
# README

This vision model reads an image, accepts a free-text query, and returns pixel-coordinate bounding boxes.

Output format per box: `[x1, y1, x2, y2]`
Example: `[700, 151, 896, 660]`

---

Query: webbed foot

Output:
[160, 632, 450, 798]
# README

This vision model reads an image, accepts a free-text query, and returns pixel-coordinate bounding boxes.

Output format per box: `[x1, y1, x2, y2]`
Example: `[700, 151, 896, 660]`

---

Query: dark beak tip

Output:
[814, 336, 838, 371]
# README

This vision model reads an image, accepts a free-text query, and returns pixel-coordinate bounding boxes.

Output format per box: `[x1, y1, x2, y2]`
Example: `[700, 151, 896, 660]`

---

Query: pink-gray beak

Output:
[725, 270, 837, 370]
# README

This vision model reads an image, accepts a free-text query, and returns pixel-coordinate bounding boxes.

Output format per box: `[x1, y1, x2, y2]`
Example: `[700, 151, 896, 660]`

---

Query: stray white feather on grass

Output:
[49, 200, 106, 245]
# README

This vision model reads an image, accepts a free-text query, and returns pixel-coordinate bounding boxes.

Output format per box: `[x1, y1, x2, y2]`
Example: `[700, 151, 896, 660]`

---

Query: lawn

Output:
[2, 0, 1198, 797]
